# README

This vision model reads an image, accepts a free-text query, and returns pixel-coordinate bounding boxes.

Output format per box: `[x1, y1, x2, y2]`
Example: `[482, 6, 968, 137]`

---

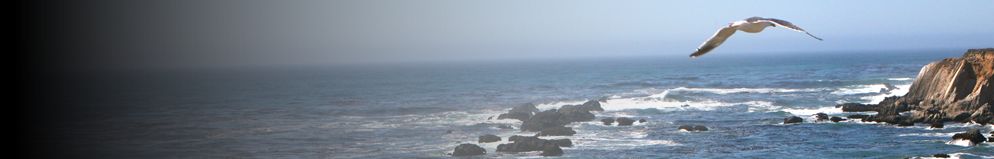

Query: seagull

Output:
[690, 16, 823, 58]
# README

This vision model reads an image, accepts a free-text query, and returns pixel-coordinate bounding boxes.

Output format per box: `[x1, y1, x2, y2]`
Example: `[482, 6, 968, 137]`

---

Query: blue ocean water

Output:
[58, 50, 994, 158]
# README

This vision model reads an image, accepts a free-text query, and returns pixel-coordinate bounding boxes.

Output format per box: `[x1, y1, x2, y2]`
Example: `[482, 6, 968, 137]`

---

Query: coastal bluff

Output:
[839, 48, 994, 125]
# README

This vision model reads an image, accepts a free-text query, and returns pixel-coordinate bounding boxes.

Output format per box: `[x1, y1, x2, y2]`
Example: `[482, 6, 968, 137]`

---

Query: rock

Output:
[830, 49, 994, 126]
[497, 136, 569, 154]
[951, 129, 987, 145]
[452, 144, 486, 156]
[847, 114, 870, 119]
[537, 126, 576, 136]
[836, 103, 879, 112]
[815, 113, 829, 121]
[953, 112, 972, 123]
[678, 125, 708, 131]
[507, 135, 530, 142]
[521, 103, 601, 132]
[578, 100, 604, 112]
[600, 118, 615, 125]
[520, 110, 567, 132]
[616, 117, 636, 126]
[557, 105, 596, 122]
[933, 153, 950, 158]
[539, 144, 563, 156]
[930, 122, 944, 128]
[784, 116, 803, 124]
[548, 139, 573, 147]
[638, 119, 647, 123]
[498, 103, 539, 121]
[830, 116, 846, 122]
[478, 134, 501, 143]
[882, 83, 898, 92]
[693, 125, 709, 131]
[970, 104, 993, 124]
[901, 48, 994, 124]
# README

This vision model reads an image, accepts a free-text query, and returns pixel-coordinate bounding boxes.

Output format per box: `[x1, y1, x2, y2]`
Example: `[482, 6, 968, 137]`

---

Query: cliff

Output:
[840, 48, 994, 125]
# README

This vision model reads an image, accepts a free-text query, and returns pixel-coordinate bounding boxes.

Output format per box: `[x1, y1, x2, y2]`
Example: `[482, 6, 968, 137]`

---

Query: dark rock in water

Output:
[837, 103, 879, 112]
[693, 125, 709, 131]
[497, 136, 570, 154]
[953, 112, 972, 123]
[638, 119, 647, 123]
[537, 126, 576, 136]
[933, 153, 950, 158]
[882, 83, 898, 92]
[558, 105, 596, 122]
[930, 122, 944, 128]
[830, 116, 846, 122]
[578, 100, 604, 112]
[498, 103, 539, 121]
[896, 121, 914, 126]
[539, 144, 563, 156]
[863, 114, 916, 126]
[548, 139, 573, 147]
[478, 134, 501, 143]
[784, 116, 803, 124]
[521, 103, 601, 132]
[601, 118, 615, 125]
[951, 129, 987, 145]
[616, 117, 636, 126]
[446, 130, 453, 134]
[815, 113, 829, 121]
[678, 125, 708, 131]
[520, 110, 566, 132]
[507, 135, 531, 142]
[452, 144, 486, 156]
[847, 114, 870, 119]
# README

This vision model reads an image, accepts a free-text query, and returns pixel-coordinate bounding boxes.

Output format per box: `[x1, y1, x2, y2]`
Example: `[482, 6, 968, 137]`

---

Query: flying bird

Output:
[690, 17, 822, 58]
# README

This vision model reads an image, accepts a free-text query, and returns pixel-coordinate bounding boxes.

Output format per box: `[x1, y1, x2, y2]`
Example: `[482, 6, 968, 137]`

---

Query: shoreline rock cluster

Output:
[835, 49, 993, 127]
[452, 100, 605, 157]
[833, 48, 994, 147]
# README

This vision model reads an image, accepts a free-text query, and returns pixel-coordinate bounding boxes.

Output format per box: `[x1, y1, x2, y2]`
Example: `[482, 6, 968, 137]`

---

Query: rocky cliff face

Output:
[840, 48, 994, 125]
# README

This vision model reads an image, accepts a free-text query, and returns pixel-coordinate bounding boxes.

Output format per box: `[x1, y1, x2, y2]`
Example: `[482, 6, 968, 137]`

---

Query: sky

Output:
[52, 0, 994, 68]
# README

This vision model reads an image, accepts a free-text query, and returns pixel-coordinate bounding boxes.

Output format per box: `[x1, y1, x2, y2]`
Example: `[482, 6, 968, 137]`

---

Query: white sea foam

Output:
[861, 84, 912, 104]
[534, 100, 588, 110]
[600, 94, 778, 112]
[669, 87, 823, 94]
[831, 84, 891, 95]
[581, 87, 792, 112]
[946, 139, 976, 147]
[888, 77, 913, 81]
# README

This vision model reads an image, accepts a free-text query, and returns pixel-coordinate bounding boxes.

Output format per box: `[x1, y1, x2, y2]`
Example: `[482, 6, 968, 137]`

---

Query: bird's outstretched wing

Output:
[761, 18, 823, 41]
[690, 25, 737, 58]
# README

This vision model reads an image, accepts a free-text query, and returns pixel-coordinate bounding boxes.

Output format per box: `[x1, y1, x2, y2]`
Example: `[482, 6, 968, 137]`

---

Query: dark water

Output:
[53, 50, 994, 158]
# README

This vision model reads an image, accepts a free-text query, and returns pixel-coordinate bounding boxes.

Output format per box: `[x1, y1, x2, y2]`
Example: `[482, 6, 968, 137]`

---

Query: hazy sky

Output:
[60, 0, 994, 68]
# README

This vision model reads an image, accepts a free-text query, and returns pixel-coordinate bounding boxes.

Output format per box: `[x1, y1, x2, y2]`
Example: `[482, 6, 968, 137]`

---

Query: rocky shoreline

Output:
[451, 48, 994, 157]
[834, 48, 993, 145]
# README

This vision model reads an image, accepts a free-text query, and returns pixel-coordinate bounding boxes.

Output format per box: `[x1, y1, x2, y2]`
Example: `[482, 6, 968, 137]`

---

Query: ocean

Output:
[51, 50, 994, 158]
